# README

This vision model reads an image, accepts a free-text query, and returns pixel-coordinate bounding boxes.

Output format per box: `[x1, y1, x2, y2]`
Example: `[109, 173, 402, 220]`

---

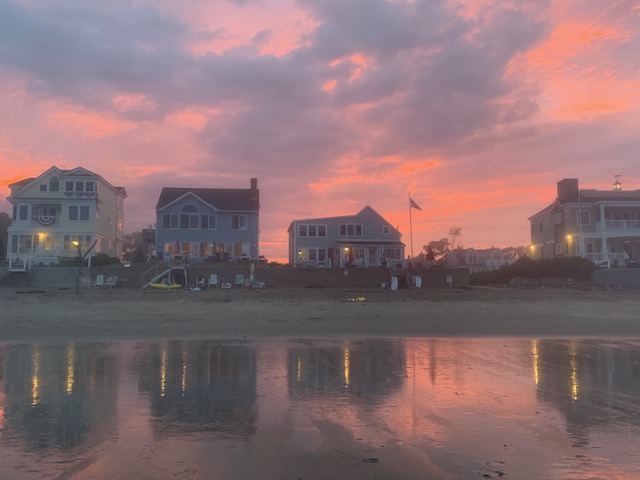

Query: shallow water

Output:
[1, 338, 639, 479]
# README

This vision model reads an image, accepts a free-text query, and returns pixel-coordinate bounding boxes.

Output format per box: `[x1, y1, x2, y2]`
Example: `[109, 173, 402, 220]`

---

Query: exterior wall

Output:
[7, 168, 125, 265]
[156, 193, 259, 261]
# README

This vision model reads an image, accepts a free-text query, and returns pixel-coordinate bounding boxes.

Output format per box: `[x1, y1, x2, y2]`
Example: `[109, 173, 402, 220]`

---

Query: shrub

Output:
[91, 253, 112, 266]
[471, 256, 596, 286]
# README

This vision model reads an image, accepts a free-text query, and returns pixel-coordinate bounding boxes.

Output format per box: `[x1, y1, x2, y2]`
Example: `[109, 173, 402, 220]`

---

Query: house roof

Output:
[156, 187, 259, 211]
[578, 189, 640, 202]
[336, 240, 405, 246]
[287, 205, 399, 234]
[8, 178, 35, 188]
[8, 166, 127, 197]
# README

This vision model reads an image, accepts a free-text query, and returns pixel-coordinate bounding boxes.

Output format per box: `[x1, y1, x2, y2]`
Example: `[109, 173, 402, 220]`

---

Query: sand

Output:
[2, 285, 639, 342]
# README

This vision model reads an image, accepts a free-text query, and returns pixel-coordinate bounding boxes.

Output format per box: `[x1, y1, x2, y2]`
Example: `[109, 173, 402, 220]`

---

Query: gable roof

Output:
[156, 187, 259, 212]
[287, 205, 398, 233]
[8, 166, 127, 198]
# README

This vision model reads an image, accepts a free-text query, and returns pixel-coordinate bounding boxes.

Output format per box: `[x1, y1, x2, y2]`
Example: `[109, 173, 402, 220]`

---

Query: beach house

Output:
[443, 248, 511, 273]
[6, 166, 126, 269]
[288, 206, 405, 268]
[529, 178, 640, 266]
[155, 178, 260, 262]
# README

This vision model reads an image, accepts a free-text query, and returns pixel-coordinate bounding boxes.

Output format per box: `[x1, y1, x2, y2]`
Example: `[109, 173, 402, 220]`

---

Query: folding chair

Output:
[208, 274, 219, 288]
[94, 274, 105, 288]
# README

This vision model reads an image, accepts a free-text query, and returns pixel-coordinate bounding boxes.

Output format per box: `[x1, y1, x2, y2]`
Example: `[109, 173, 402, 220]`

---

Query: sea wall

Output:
[1, 262, 470, 290]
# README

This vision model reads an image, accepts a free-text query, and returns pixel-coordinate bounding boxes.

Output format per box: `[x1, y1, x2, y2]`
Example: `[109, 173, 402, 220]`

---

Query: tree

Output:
[423, 238, 450, 259]
[122, 231, 148, 261]
[0, 212, 11, 260]
[448, 225, 462, 250]
[502, 246, 528, 260]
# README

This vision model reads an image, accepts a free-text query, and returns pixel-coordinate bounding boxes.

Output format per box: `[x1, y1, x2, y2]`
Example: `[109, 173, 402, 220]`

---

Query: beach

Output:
[2, 285, 639, 342]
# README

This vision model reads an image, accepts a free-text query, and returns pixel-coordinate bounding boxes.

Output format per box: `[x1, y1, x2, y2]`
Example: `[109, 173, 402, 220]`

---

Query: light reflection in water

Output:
[160, 341, 167, 397]
[0, 338, 638, 480]
[532, 339, 540, 386]
[569, 339, 579, 401]
[343, 343, 350, 388]
[66, 343, 75, 395]
[31, 345, 40, 406]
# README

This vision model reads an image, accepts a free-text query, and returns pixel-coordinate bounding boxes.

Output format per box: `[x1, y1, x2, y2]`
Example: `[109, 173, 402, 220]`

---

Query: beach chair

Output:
[208, 274, 219, 288]
[94, 274, 105, 288]
[80, 276, 93, 288]
[106, 276, 118, 288]
[195, 277, 206, 289]
[235, 274, 244, 286]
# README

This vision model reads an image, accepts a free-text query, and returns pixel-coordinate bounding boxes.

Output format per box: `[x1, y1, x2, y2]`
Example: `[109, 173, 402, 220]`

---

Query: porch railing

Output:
[597, 220, 640, 230]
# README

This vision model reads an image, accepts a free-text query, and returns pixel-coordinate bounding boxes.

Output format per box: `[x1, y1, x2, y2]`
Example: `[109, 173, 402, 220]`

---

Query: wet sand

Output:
[2, 285, 640, 342]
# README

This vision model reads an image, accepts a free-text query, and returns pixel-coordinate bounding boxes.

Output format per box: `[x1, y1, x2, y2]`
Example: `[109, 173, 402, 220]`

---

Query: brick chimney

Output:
[557, 178, 579, 204]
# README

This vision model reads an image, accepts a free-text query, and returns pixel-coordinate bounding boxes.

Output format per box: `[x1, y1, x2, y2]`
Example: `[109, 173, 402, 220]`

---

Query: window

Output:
[65, 181, 74, 192]
[578, 210, 590, 226]
[339, 224, 362, 236]
[180, 204, 199, 229]
[554, 243, 565, 255]
[40, 184, 47, 191]
[19, 205, 28, 220]
[80, 206, 89, 221]
[12, 205, 17, 220]
[85, 182, 94, 192]
[201, 215, 216, 230]
[383, 248, 402, 260]
[50, 178, 59, 192]
[383, 226, 391, 234]
[163, 214, 178, 229]
[298, 224, 326, 237]
[553, 213, 563, 225]
[232, 214, 247, 230]
[75, 182, 84, 192]
[69, 206, 78, 221]
[539, 222, 543, 234]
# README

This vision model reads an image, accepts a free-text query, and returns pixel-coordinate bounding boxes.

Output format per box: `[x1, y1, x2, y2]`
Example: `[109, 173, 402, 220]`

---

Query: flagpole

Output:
[409, 193, 414, 259]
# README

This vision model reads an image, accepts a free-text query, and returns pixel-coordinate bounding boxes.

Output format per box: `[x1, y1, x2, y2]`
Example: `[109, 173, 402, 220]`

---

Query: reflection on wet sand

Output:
[0, 338, 639, 479]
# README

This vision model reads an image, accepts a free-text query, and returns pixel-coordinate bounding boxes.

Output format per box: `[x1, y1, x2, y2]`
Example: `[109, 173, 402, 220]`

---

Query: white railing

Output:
[141, 260, 171, 288]
[583, 252, 630, 268]
[8, 254, 33, 272]
[597, 220, 640, 230]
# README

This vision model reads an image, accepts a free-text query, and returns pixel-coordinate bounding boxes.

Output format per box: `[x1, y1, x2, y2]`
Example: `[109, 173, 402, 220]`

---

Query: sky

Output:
[1, 0, 639, 262]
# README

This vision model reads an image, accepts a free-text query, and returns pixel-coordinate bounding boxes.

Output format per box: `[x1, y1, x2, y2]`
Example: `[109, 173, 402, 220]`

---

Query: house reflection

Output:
[0, 343, 117, 451]
[139, 340, 257, 438]
[287, 339, 406, 401]
[532, 339, 640, 448]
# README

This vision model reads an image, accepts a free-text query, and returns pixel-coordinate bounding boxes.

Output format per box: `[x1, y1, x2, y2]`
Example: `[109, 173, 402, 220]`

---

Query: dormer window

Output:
[50, 178, 59, 191]
[383, 226, 391, 234]
[65, 181, 74, 192]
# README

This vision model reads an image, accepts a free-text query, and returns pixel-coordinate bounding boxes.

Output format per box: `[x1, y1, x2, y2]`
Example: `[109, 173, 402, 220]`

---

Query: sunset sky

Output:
[1, 0, 639, 261]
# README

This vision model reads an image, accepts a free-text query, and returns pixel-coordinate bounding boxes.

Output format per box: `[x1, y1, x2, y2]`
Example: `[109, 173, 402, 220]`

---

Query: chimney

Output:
[249, 177, 259, 204]
[557, 178, 579, 204]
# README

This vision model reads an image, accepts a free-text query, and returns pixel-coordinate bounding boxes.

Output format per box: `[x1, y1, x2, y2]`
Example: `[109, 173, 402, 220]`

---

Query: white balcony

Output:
[596, 220, 640, 232]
